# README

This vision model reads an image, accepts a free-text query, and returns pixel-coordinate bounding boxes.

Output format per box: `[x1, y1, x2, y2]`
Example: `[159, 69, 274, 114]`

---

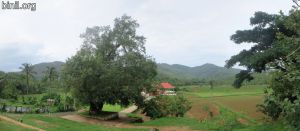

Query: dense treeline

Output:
[0, 64, 75, 113]
[0, 65, 63, 100]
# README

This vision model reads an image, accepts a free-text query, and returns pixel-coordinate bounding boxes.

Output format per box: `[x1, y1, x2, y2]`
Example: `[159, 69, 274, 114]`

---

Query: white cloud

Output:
[0, 0, 294, 71]
[0, 42, 46, 71]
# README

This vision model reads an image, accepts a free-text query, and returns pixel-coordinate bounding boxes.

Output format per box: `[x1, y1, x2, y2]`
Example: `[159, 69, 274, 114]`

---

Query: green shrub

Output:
[143, 95, 191, 119]
[143, 98, 162, 118]
[24, 96, 38, 105]
[282, 99, 300, 130]
[56, 96, 75, 112]
[259, 71, 300, 129]
[41, 93, 61, 106]
[56, 103, 65, 112]
[257, 90, 282, 120]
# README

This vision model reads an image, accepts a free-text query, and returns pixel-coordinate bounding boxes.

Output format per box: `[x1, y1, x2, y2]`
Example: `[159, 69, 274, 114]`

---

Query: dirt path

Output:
[118, 105, 138, 118]
[61, 114, 194, 131]
[120, 105, 138, 114]
[0, 115, 45, 131]
[59, 105, 199, 131]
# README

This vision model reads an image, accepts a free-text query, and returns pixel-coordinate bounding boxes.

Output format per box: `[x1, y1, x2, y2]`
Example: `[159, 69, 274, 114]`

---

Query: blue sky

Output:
[0, 0, 294, 71]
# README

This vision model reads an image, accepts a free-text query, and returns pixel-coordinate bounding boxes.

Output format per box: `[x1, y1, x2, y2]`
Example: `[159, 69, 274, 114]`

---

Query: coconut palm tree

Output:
[44, 66, 58, 83]
[20, 63, 36, 94]
[43, 66, 59, 94]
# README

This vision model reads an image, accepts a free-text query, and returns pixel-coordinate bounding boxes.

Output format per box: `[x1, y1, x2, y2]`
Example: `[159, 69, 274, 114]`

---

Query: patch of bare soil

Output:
[237, 118, 249, 125]
[33, 119, 56, 128]
[186, 95, 220, 120]
[212, 95, 265, 120]
[153, 126, 195, 131]
[0, 115, 45, 131]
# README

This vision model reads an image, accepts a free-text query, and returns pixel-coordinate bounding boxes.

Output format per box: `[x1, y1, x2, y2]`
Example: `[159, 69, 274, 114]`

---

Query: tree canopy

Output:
[225, 10, 300, 88]
[226, 8, 300, 129]
[63, 15, 157, 114]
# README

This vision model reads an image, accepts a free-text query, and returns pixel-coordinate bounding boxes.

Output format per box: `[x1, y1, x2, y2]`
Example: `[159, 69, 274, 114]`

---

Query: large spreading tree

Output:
[225, 10, 300, 88]
[226, 8, 300, 128]
[63, 15, 157, 114]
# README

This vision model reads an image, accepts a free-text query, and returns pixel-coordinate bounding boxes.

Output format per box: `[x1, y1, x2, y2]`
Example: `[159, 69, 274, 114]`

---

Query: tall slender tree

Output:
[43, 66, 58, 83]
[0, 71, 5, 95]
[43, 66, 59, 93]
[20, 63, 36, 94]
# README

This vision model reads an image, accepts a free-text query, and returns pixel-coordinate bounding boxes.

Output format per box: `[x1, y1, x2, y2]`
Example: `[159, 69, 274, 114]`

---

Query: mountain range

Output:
[31, 61, 64, 79]
[29, 61, 240, 81]
[157, 63, 240, 81]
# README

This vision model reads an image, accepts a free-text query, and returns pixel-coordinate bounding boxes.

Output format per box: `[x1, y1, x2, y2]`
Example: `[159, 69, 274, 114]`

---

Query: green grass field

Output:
[135, 85, 286, 130]
[0, 120, 34, 131]
[0, 103, 132, 131]
[0, 85, 286, 131]
[102, 104, 125, 112]
[182, 85, 265, 97]
[137, 106, 250, 130]
[2, 113, 146, 131]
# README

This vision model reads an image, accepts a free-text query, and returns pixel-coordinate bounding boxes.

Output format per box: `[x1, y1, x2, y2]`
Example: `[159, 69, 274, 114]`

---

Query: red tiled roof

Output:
[160, 82, 175, 89]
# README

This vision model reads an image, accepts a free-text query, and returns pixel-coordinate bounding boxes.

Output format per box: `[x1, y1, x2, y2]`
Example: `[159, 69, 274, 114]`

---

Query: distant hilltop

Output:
[157, 63, 241, 81]
[27, 61, 240, 81]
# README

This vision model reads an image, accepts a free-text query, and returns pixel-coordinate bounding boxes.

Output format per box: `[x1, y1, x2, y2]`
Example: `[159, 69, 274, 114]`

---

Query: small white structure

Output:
[163, 90, 176, 96]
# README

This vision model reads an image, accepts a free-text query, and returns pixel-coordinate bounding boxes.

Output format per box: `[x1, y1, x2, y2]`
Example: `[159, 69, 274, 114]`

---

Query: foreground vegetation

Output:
[2, 113, 146, 131]
[138, 85, 286, 130]
[0, 85, 286, 131]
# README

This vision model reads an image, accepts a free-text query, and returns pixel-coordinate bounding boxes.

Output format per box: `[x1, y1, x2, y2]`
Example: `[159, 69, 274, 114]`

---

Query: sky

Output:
[0, 0, 294, 72]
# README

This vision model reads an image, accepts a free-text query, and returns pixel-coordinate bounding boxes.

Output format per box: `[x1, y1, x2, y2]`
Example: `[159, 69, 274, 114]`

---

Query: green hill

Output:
[32, 61, 64, 80]
[28, 61, 269, 85]
[30, 61, 240, 81]
[157, 63, 241, 81]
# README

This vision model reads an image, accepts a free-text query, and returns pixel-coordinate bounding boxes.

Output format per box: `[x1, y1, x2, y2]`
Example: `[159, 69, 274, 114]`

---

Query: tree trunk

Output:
[26, 74, 29, 95]
[73, 99, 76, 110]
[89, 101, 104, 115]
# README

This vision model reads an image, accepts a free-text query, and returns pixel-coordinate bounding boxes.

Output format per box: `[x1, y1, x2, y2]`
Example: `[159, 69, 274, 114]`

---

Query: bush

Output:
[143, 98, 162, 118]
[143, 95, 191, 119]
[41, 93, 61, 106]
[23, 96, 38, 105]
[257, 89, 282, 120]
[282, 99, 300, 130]
[259, 71, 300, 129]
[56, 96, 75, 112]
[56, 103, 65, 112]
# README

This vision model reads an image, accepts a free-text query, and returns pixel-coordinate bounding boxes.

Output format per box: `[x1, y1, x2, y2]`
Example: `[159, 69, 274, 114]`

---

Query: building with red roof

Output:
[158, 82, 176, 95]
[160, 82, 175, 89]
